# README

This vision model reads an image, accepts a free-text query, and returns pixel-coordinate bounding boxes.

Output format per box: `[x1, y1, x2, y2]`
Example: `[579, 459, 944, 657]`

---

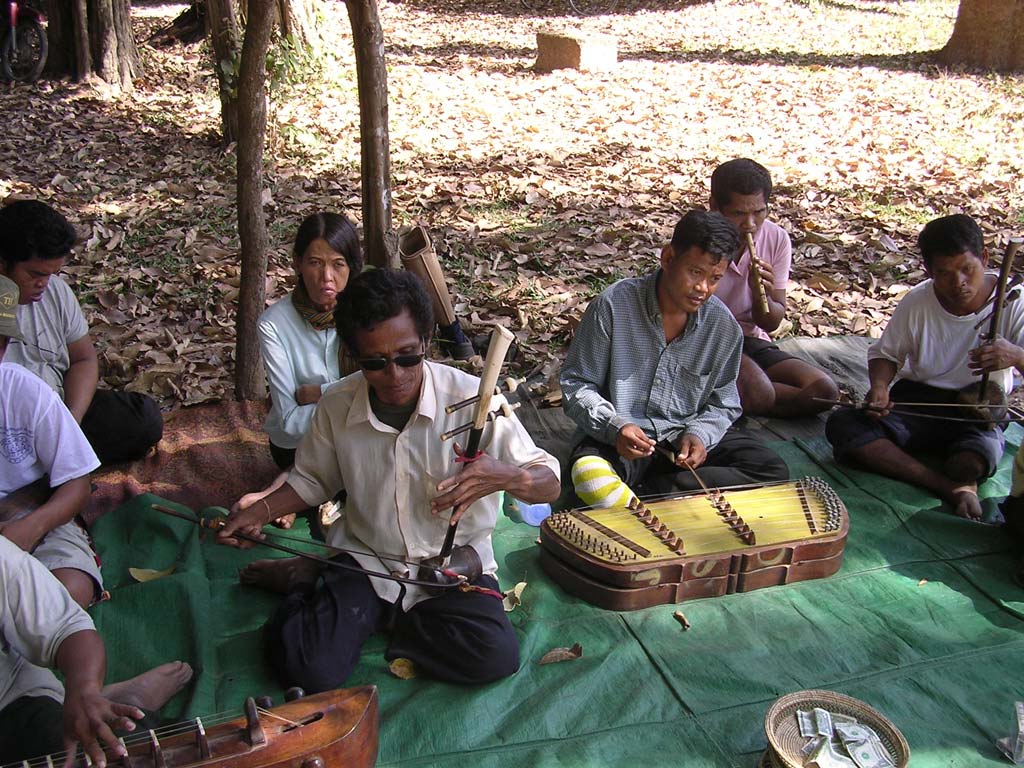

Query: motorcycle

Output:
[1, 0, 48, 82]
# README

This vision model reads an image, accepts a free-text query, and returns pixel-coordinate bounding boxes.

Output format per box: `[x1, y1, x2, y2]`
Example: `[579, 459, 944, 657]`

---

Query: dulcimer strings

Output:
[567, 480, 837, 532]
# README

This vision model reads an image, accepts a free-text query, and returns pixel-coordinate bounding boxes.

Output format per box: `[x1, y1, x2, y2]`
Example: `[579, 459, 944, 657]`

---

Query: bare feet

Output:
[272, 513, 296, 529]
[102, 661, 193, 712]
[240, 557, 321, 594]
[949, 484, 982, 520]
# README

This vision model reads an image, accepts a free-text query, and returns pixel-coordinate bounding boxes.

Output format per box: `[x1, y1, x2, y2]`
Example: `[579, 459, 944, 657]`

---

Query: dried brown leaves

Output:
[1, 0, 1022, 405]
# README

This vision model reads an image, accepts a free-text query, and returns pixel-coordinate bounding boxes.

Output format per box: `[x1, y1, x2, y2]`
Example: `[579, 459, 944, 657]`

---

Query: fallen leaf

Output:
[539, 642, 583, 665]
[388, 658, 417, 679]
[503, 581, 527, 612]
[128, 565, 176, 583]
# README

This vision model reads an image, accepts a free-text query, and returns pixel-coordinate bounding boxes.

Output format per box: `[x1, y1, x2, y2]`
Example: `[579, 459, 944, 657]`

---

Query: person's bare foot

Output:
[102, 661, 193, 712]
[949, 484, 982, 520]
[240, 557, 321, 594]
[272, 512, 296, 529]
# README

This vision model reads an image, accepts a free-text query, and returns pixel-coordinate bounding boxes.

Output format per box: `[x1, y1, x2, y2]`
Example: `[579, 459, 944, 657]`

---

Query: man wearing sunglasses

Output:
[219, 269, 560, 692]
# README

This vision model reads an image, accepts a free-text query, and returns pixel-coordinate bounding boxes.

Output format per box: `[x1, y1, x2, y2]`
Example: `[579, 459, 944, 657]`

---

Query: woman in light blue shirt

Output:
[260, 212, 363, 468]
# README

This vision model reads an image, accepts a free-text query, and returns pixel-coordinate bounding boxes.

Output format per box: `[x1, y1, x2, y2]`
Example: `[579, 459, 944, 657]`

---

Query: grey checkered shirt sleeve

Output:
[561, 276, 742, 451]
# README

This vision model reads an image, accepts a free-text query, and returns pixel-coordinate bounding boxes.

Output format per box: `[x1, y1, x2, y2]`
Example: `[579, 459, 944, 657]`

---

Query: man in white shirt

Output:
[0, 535, 193, 767]
[219, 269, 560, 692]
[0, 274, 103, 609]
[826, 215, 1024, 520]
[0, 200, 163, 465]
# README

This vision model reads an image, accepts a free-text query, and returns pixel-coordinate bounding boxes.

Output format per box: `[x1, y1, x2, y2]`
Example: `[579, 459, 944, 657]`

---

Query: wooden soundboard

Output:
[539, 477, 848, 610]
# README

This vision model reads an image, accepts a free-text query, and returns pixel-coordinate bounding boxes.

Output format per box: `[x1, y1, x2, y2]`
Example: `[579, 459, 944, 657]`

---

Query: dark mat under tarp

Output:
[90, 423, 1024, 768]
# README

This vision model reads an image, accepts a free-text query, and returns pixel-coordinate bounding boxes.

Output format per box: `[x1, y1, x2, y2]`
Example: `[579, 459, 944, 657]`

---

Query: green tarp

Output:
[91, 429, 1024, 767]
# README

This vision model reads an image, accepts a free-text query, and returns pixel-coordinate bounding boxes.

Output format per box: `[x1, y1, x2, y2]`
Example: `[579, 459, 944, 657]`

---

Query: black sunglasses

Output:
[357, 352, 425, 372]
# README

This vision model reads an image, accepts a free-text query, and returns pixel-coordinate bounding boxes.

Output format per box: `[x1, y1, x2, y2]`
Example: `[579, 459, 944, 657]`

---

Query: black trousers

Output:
[81, 389, 163, 465]
[265, 555, 519, 693]
[0, 695, 64, 765]
[572, 429, 790, 497]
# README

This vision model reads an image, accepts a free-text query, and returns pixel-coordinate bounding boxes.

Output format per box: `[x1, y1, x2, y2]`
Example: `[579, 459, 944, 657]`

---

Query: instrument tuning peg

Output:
[255, 695, 274, 709]
[284, 686, 306, 702]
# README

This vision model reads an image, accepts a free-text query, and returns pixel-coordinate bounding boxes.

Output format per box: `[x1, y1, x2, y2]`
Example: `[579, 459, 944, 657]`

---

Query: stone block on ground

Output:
[534, 30, 618, 73]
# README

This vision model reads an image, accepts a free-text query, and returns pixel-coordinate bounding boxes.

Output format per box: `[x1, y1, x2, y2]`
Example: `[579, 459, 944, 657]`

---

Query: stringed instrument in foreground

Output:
[539, 477, 848, 611]
[10, 686, 378, 768]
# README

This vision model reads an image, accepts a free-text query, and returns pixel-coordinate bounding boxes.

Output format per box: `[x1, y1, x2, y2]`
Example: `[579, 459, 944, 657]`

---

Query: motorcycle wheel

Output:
[1, 18, 48, 83]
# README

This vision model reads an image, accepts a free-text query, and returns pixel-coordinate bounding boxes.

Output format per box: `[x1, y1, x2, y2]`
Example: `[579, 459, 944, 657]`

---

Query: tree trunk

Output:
[345, 0, 395, 268]
[207, 0, 242, 147]
[46, 0, 140, 90]
[278, 0, 320, 49]
[234, 0, 276, 401]
[938, 0, 1024, 72]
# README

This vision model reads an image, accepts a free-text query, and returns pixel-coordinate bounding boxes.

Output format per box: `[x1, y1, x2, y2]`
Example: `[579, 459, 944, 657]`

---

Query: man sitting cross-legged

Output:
[561, 209, 789, 510]
[219, 268, 560, 692]
[826, 214, 1024, 520]
[0, 534, 192, 768]
[0, 200, 163, 465]
[0, 275, 103, 610]
[709, 158, 839, 417]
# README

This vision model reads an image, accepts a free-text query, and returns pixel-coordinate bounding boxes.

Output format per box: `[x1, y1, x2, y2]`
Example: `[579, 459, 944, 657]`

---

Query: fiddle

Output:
[18, 686, 378, 768]
[418, 325, 517, 593]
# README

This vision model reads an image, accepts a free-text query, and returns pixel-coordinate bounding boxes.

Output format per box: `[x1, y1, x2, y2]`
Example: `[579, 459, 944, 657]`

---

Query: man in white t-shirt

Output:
[0, 274, 103, 609]
[710, 158, 839, 417]
[0, 200, 163, 465]
[0, 535, 193, 766]
[826, 215, 1024, 520]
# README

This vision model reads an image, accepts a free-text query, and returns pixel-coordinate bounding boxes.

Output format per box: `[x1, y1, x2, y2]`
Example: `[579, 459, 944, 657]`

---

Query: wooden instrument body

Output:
[539, 478, 848, 611]
[45, 686, 378, 768]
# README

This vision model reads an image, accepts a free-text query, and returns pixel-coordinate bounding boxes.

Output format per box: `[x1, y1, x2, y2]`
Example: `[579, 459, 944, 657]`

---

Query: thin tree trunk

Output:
[345, 0, 395, 268]
[112, 0, 140, 85]
[91, 0, 119, 84]
[234, 0, 276, 401]
[207, 0, 242, 146]
[44, 0, 73, 74]
[71, 0, 91, 78]
[278, 0, 319, 49]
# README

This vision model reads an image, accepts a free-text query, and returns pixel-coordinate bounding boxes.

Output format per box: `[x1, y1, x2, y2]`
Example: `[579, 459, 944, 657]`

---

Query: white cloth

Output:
[0, 363, 100, 498]
[0, 535, 95, 711]
[3, 276, 89, 399]
[287, 361, 560, 609]
[869, 277, 1024, 392]
[258, 295, 341, 450]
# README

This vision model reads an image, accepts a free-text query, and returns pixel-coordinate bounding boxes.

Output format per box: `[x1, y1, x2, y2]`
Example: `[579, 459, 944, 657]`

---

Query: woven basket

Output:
[764, 690, 910, 768]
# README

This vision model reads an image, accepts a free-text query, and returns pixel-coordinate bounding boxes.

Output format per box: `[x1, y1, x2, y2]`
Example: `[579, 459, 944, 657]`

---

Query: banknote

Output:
[996, 701, 1024, 764]
[803, 737, 857, 768]
[834, 723, 895, 768]
[798, 710, 817, 738]
[797, 708, 838, 739]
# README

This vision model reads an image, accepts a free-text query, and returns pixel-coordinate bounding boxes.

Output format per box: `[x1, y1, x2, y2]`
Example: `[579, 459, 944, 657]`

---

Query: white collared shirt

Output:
[287, 361, 559, 609]
[258, 294, 341, 449]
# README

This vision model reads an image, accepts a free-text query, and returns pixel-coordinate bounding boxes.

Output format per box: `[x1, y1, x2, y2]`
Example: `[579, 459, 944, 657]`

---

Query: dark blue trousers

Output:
[265, 555, 519, 692]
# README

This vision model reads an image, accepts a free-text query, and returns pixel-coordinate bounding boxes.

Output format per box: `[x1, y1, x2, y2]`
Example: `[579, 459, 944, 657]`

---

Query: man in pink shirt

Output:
[710, 158, 838, 417]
